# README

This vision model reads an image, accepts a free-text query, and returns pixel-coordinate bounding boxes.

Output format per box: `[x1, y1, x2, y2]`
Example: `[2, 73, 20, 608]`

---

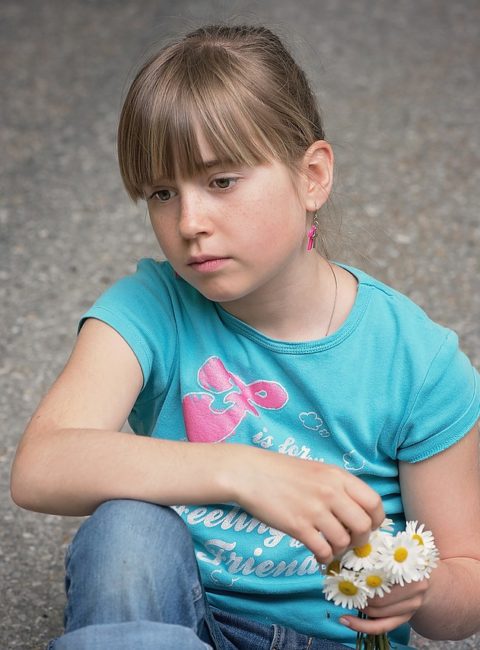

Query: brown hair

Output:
[117, 24, 325, 202]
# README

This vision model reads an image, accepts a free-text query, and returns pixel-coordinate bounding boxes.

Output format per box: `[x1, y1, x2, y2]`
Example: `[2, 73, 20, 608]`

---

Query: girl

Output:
[11, 24, 480, 650]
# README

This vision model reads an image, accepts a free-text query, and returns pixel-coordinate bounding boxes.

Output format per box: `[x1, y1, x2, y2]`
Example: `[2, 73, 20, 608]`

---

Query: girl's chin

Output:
[177, 266, 260, 304]
[193, 282, 253, 305]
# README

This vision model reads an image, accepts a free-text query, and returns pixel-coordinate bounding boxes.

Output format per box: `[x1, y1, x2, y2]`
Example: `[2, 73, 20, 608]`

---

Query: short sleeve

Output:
[396, 331, 480, 462]
[78, 259, 178, 404]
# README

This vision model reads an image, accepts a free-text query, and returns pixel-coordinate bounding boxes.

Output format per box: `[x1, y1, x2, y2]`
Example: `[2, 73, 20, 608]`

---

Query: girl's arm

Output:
[342, 422, 480, 640]
[10, 318, 245, 515]
[402, 423, 480, 639]
[11, 318, 383, 562]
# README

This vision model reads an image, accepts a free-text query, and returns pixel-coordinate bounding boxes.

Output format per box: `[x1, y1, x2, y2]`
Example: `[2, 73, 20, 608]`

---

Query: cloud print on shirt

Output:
[343, 450, 365, 471]
[299, 411, 330, 437]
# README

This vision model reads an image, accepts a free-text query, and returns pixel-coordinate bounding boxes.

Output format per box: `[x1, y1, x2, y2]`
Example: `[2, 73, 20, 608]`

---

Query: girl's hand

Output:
[231, 446, 384, 563]
[340, 580, 430, 635]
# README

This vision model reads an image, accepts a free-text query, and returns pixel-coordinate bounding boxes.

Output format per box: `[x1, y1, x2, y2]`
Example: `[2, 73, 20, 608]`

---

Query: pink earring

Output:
[307, 211, 319, 251]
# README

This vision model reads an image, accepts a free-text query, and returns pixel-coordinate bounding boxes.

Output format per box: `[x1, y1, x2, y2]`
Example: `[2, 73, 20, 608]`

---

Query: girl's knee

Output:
[67, 500, 193, 582]
[78, 499, 187, 543]
[63, 501, 206, 631]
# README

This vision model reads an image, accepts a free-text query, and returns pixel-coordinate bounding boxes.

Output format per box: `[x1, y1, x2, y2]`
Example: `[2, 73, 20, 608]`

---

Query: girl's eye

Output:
[150, 188, 177, 202]
[211, 177, 237, 190]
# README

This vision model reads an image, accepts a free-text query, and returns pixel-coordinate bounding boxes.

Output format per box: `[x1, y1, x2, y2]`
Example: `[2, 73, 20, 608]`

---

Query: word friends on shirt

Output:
[172, 502, 323, 588]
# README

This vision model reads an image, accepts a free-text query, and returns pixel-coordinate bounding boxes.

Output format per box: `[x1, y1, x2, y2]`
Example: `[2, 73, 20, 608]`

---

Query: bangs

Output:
[151, 82, 275, 183]
[118, 42, 297, 201]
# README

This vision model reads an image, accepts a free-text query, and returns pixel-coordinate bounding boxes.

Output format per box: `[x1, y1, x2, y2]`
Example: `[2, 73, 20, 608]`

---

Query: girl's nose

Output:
[178, 193, 213, 240]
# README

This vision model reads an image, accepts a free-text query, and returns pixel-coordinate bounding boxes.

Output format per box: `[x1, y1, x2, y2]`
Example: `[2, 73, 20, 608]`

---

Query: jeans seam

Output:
[270, 624, 282, 650]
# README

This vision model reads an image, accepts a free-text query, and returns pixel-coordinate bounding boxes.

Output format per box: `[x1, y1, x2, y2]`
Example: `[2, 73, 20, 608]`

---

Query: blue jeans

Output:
[48, 499, 350, 649]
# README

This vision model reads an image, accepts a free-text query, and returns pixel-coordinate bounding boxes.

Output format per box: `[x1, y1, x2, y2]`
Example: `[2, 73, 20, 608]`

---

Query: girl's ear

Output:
[301, 140, 334, 212]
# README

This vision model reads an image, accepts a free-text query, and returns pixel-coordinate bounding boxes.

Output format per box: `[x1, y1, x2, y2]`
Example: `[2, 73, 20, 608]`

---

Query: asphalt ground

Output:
[1, 1, 479, 648]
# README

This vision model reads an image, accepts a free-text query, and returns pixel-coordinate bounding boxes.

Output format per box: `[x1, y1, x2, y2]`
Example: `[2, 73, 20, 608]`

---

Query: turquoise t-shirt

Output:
[80, 258, 479, 648]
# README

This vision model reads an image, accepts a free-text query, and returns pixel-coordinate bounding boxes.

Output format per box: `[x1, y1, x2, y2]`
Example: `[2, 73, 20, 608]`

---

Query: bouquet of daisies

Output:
[322, 520, 439, 650]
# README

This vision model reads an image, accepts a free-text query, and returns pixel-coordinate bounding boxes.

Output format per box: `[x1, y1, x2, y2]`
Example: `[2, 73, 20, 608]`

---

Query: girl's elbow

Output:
[10, 476, 33, 511]
[10, 453, 46, 512]
[10, 467, 32, 510]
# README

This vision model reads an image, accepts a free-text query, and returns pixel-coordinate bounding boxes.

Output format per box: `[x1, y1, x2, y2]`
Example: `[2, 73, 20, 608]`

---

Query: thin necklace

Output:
[324, 261, 338, 337]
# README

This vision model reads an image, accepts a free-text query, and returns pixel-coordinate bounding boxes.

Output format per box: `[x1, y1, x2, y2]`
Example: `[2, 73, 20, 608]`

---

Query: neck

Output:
[220, 255, 341, 342]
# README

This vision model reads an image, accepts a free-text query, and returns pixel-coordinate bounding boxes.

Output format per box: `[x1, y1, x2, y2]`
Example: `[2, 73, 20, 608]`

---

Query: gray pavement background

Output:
[1, 1, 479, 648]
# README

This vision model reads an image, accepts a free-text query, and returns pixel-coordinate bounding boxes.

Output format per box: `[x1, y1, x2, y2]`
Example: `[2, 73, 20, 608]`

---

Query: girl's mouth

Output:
[188, 257, 230, 273]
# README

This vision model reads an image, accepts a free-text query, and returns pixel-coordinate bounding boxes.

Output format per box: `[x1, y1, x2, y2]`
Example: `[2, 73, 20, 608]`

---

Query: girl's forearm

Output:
[411, 557, 480, 640]
[11, 429, 384, 565]
[10, 428, 238, 516]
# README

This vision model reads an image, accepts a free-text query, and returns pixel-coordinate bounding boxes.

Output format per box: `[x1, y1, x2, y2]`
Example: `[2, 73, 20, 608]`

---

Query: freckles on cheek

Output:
[150, 219, 170, 243]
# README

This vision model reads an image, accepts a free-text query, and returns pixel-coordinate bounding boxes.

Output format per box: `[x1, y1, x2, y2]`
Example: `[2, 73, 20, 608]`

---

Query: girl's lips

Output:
[188, 258, 230, 273]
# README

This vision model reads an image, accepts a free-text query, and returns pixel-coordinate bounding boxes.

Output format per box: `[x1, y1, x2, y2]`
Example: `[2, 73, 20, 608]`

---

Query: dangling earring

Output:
[307, 211, 319, 251]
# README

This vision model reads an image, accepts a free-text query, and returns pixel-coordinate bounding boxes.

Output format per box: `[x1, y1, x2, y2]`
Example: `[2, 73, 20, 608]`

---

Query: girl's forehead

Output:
[141, 86, 288, 190]
[157, 125, 241, 183]
[174, 128, 220, 176]
[140, 100, 297, 192]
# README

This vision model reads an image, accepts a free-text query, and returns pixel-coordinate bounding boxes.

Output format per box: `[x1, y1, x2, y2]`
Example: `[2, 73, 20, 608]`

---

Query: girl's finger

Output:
[315, 516, 352, 557]
[300, 527, 334, 563]
[345, 478, 385, 529]
[367, 580, 428, 608]
[340, 613, 411, 635]
[363, 594, 424, 619]
[331, 500, 376, 547]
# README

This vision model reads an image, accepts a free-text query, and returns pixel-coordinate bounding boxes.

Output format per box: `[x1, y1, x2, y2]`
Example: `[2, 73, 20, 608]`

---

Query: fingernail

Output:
[339, 617, 350, 627]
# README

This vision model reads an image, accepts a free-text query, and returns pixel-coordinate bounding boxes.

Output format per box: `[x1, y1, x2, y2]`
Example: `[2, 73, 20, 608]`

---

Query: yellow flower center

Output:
[394, 547, 408, 563]
[412, 533, 424, 546]
[339, 580, 358, 596]
[366, 575, 383, 588]
[354, 543, 372, 558]
[326, 559, 341, 575]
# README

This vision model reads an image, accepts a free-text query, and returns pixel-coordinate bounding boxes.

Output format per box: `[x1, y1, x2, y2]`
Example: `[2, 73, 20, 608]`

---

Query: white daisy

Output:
[342, 535, 383, 571]
[370, 526, 395, 550]
[405, 521, 439, 578]
[376, 531, 425, 586]
[418, 544, 440, 579]
[363, 568, 393, 598]
[406, 521, 437, 553]
[418, 551, 439, 579]
[323, 569, 369, 610]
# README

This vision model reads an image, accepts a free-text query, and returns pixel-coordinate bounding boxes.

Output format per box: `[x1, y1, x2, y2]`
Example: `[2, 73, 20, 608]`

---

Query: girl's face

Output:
[144, 132, 315, 308]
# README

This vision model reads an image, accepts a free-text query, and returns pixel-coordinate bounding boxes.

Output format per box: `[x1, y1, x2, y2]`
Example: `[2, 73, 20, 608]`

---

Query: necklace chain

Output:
[324, 261, 338, 337]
